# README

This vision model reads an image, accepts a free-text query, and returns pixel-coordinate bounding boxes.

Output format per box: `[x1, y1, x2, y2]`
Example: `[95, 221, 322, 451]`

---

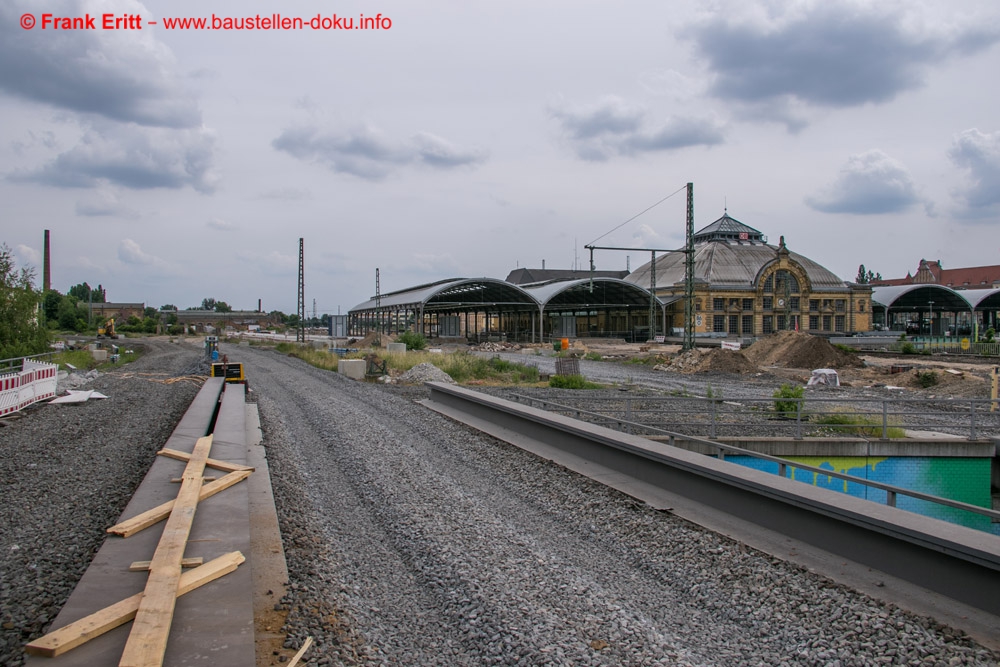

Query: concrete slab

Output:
[338, 359, 365, 379]
[27, 378, 257, 667]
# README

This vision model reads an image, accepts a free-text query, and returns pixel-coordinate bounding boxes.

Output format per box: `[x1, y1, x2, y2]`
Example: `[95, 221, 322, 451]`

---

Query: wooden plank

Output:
[107, 469, 252, 538]
[170, 477, 217, 483]
[119, 434, 213, 667]
[129, 557, 203, 572]
[157, 448, 253, 473]
[286, 636, 314, 667]
[25, 551, 245, 658]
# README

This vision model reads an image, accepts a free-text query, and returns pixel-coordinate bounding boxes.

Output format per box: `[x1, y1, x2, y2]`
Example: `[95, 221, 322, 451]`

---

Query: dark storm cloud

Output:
[690, 6, 1000, 110]
[805, 150, 919, 214]
[9, 126, 218, 193]
[272, 125, 487, 180]
[0, 1, 201, 128]
[948, 129, 1000, 220]
[549, 97, 724, 161]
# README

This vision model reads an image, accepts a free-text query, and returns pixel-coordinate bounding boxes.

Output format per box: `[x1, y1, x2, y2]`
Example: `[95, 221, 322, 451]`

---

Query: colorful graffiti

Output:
[727, 455, 996, 534]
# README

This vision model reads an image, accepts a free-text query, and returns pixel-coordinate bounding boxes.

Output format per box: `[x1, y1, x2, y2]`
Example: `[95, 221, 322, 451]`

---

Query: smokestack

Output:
[258, 298, 262, 313]
[43, 230, 50, 292]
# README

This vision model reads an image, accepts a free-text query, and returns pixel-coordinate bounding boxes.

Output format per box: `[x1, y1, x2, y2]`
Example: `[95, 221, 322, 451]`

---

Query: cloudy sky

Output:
[2, 0, 999, 315]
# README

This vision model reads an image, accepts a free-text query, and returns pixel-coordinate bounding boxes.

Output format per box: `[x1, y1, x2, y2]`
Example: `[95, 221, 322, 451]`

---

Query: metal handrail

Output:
[510, 393, 1000, 522]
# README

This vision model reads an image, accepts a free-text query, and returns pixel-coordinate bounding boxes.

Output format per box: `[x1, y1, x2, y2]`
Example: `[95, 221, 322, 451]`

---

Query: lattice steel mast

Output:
[297, 238, 305, 343]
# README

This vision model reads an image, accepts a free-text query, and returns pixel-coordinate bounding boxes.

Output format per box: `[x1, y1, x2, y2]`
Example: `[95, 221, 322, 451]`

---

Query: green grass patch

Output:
[812, 411, 906, 439]
[772, 383, 804, 417]
[49, 345, 142, 371]
[548, 374, 602, 389]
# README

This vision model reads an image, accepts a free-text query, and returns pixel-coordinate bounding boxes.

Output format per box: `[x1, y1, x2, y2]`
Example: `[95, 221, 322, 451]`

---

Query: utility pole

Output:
[374, 268, 382, 348]
[684, 182, 695, 350]
[297, 238, 305, 343]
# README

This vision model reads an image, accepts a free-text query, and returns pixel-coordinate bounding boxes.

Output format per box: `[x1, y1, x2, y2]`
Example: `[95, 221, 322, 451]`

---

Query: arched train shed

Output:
[348, 277, 661, 343]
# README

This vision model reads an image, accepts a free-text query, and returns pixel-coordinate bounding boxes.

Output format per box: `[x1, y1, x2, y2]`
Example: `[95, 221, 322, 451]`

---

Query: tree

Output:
[200, 297, 217, 311]
[43, 289, 62, 324]
[160, 304, 177, 311]
[214, 301, 232, 313]
[0, 244, 49, 358]
[68, 282, 105, 303]
[144, 306, 158, 319]
[855, 265, 882, 284]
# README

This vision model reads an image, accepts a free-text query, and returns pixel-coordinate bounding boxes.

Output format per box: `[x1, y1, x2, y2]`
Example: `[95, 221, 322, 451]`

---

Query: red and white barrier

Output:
[0, 359, 58, 417]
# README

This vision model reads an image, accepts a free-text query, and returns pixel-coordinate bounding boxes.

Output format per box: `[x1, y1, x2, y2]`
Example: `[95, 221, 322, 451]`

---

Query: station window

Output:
[742, 315, 753, 334]
[809, 300, 819, 312]
[809, 315, 819, 330]
[777, 315, 786, 330]
[763, 296, 773, 310]
[789, 297, 800, 311]
[823, 315, 832, 330]
[835, 315, 846, 332]
[713, 315, 725, 332]
[742, 298, 753, 311]
[713, 298, 724, 311]
[835, 299, 846, 312]
[762, 315, 773, 334]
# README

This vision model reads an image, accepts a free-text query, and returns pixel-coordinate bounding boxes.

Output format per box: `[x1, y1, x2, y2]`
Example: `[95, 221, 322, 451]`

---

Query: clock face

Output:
[777, 298, 785, 307]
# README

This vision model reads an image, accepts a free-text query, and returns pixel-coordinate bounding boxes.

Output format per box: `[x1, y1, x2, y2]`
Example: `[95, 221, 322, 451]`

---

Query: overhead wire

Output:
[587, 184, 688, 247]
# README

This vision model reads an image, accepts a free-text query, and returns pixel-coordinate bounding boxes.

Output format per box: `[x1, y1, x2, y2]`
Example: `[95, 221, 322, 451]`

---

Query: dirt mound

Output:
[667, 348, 758, 374]
[743, 331, 862, 369]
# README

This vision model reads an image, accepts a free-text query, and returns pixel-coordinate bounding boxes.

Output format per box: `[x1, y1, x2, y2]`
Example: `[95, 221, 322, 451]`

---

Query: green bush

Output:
[900, 342, 917, 355]
[915, 370, 938, 388]
[772, 383, 804, 418]
[397, 330, 427, 350]
[584, 352, 603, 361]
[813, 413, 906, 438]
[549, 374, 601, 389]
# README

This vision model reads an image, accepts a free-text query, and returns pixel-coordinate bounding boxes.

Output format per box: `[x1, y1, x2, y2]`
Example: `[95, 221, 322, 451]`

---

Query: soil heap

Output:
[743, 331, 862, 369]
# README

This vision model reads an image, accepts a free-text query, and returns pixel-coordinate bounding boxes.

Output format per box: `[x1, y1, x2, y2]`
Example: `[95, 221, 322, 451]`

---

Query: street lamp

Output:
[928, 301, 934, 336]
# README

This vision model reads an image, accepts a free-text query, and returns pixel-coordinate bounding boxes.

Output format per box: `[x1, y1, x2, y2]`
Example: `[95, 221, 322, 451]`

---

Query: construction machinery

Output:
[97, 318, 119, 339]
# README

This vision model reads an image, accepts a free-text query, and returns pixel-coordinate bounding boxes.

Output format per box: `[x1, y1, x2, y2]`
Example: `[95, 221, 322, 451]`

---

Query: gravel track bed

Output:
[240, 344, 1000, 666]
[0, 339, 202, 667]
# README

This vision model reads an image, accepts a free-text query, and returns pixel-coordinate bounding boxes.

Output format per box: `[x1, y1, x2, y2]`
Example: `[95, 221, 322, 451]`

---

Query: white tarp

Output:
[50, 390, 109, 404]
[807, 368, 840, 387]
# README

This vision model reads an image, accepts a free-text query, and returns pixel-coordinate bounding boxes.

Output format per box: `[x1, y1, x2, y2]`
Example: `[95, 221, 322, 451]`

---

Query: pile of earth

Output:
[665, 348, 759, 374]
[396, 362, 456, 384]
[743, 331, 863, 369]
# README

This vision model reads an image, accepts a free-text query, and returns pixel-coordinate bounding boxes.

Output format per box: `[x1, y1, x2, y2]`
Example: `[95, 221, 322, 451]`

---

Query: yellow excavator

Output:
[97, 318, 119, 339]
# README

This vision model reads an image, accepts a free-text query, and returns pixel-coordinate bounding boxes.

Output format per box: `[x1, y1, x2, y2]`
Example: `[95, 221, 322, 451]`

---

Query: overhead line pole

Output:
[585, 183, 696, 349]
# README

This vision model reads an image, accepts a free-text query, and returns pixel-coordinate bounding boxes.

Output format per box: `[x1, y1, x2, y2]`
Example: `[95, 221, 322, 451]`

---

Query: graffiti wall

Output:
[728, 455, 996, 534]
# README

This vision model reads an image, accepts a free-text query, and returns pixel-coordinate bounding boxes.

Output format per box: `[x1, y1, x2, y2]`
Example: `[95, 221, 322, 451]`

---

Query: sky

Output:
[2, 0, 999, 316]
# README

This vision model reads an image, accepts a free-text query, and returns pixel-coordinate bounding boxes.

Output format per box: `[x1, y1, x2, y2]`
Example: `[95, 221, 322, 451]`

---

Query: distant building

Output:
[626, 213, 872, 336]
[872, 259, 1000, 290]
[505, 268, 628, 285]
[87, 302, 146, 321]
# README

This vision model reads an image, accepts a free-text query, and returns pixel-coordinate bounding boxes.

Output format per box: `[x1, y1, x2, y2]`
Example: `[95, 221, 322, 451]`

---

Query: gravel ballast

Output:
[0, 339, 201, 667]
[3, 340, 998, 666]
[241, 344, 1000, 666]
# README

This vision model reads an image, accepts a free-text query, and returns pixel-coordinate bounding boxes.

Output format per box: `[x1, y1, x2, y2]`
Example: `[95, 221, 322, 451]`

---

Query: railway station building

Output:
[624, 214, 872, 337]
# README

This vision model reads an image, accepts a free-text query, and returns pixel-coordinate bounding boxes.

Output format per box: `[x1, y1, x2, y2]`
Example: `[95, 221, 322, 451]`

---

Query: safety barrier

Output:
[0, 359, 59, 417]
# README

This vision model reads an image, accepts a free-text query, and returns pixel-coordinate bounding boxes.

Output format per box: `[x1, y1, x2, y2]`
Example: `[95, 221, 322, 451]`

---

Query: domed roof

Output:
[625, 214, 848, 292]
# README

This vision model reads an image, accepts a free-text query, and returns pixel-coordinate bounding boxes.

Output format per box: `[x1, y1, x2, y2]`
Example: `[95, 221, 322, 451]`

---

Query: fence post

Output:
[794, 398, 803, 440]
[625, 398, 632, 435]
[710, 398, 717, 439]
[882, 401, 889, 440]
[969, 401, 977, 440]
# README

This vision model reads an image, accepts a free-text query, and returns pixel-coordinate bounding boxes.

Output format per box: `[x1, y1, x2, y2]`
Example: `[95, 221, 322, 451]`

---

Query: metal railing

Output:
[509, 393, 1000, 525]
[833, 336, 1000, 356]
[509, 394, 999, 440]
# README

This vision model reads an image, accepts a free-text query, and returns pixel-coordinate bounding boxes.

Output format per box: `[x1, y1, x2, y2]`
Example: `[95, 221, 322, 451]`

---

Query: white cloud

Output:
[806, 150, 920, 214]
[272, 123, 487, 180]
[549, 96, 725, 161]
[948, 128, 1000, 221]
[207, 218, 237, 231]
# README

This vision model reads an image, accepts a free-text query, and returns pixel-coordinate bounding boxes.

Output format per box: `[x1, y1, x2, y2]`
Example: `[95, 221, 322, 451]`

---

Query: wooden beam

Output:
[286, 637, 314, 667]
[119, 434, 212, 667]
[157, 447, 254, 473]
[24, 551, 244, 658]
[170, 477, 217, 483]
[129, 557, 203, 572]
[107, 469, 251, 538]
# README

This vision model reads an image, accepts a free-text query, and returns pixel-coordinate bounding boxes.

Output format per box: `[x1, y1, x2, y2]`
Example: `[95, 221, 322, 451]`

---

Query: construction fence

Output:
[0, 359, 59, 417]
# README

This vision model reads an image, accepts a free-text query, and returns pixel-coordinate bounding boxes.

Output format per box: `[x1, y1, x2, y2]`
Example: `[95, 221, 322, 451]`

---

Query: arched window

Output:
[763, 270, 800, 294]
